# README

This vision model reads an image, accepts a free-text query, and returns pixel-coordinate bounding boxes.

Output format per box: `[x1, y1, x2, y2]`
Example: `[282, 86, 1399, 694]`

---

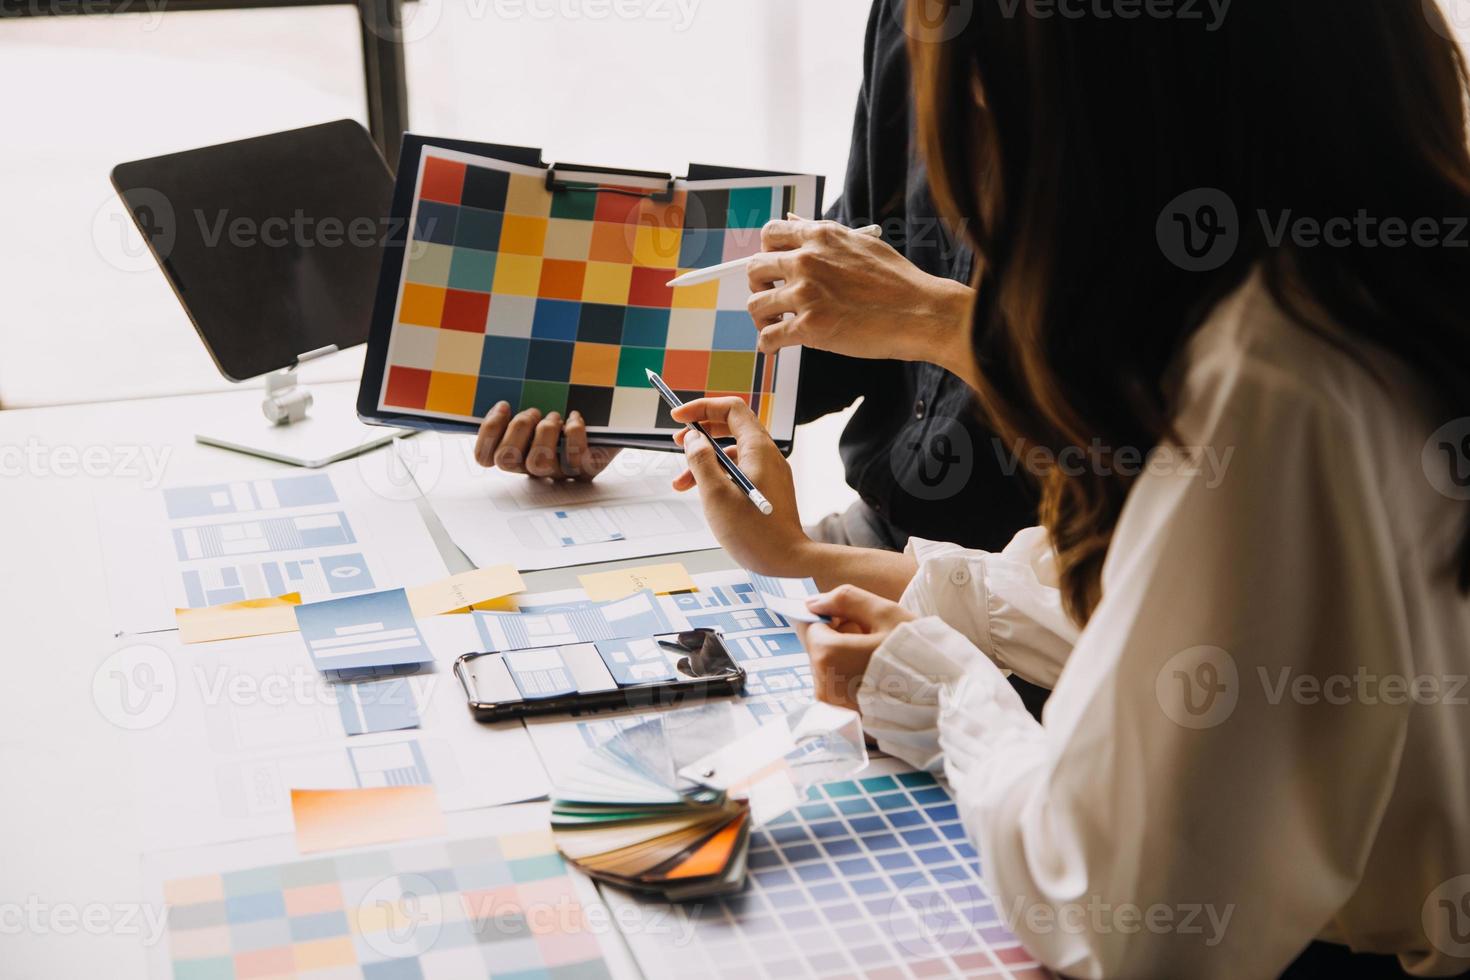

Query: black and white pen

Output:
[645, 368, 773, 516]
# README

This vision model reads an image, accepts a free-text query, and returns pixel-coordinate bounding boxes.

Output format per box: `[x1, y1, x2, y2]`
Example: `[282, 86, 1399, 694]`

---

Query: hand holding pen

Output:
[647, 369, 772, 515]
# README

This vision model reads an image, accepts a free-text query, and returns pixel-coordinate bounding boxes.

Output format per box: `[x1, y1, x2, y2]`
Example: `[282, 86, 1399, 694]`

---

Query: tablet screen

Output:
[372, 145, 817, 442]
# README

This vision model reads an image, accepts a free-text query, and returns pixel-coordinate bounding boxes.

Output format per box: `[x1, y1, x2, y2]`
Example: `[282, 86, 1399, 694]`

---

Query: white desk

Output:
[0, 381, 735, 977]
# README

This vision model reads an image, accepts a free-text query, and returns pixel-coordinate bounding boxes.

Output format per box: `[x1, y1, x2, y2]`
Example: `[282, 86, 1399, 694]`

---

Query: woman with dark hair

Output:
[670, 1, 1470, 975]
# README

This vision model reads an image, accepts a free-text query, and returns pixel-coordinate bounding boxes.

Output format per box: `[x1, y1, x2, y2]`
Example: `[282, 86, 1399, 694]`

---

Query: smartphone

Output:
[453, 628, 745, 722]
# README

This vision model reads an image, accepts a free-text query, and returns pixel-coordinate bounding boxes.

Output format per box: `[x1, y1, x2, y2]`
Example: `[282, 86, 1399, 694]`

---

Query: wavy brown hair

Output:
[908, 0, 1470, 623]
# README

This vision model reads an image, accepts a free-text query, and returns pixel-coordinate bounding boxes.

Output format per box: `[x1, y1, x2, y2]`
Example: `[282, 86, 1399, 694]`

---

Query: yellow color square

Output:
[543, 218, 593, 261]
[292, 937, 357, 971]
[425, 371, 477, 416]
[505, 174, 552, 218]
[493, 254, 545, 296]
[500, 215, 549, 255]
[581, 261, 633, 305]
[500, 828, 557, 860]
[399, 283, 446, 327]
[570, 343, 620, 386]
[633, 224, 682, 268]
[671, 275, 720, 310]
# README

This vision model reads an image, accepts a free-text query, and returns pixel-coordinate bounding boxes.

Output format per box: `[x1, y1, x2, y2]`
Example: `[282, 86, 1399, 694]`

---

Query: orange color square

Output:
[399, 283, 446, 327]
[282, 883, 343, 917]
[539, 259, 587, 301]
[424, 371, 478, 417]
[634, 191, 688, 231]
[588, 221, 636, 264]
[162, 875, 224, 906]
[290, 786, 446, 854]
[661, 349, 710, 390]
[291, 937, 357, 971]
[419, 156, 465, 205]
[500, 214, 549, 255]
[234, 946, 295, 979]
[570, 343, 620, 386]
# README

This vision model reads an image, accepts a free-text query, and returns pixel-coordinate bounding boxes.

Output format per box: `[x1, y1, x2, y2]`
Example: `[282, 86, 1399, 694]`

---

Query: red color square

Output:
[539, 259, 587, 301]
[594, 190, 643, 224]
[441, 289, 490, 333]
[420, 156, 466, 205]
[627, 267, 674, 308]
[385, 366, 432, 409]
[661, 349, 710, 390]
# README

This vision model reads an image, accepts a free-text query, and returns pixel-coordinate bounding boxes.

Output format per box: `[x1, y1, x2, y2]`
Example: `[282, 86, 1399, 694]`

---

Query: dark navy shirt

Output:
[796, 0, 1036, 552]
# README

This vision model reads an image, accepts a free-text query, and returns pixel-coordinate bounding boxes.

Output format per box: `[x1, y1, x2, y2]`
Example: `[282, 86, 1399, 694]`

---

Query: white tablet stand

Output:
[195, 345, 412, 468]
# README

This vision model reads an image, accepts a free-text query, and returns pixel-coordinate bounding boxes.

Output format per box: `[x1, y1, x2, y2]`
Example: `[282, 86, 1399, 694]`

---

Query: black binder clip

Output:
[545, 162, 677, 203]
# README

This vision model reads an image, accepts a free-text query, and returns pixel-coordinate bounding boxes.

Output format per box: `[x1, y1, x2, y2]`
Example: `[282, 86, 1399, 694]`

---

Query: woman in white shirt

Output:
[667, 2, 1470, 977]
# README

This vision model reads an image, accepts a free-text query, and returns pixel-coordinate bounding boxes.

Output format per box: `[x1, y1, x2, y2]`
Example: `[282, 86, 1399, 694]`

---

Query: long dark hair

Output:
[909, 0, 1470, 623]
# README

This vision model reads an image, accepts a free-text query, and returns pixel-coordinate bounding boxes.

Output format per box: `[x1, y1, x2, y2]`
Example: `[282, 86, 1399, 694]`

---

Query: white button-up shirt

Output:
[858, 273, 1470, 978]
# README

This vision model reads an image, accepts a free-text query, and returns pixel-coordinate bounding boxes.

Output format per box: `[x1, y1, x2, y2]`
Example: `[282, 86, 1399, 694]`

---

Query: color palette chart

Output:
[378, 147, 817, 434]
[600, 759, 1050, 980]
[148, 810, 618, 980]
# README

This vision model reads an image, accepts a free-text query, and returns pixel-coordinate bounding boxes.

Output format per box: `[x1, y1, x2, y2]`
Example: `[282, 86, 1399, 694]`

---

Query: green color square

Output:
[616, 347, 664, 388]
[278, 858, 339, 889]
[727, 187, 774, 230]
[520, 380, 569, 415]
[897, 770, 938, 789]
[171, 958, 235, 980]
[404, 240, 454, 286]
[859, 775, 898, 792]
[550, 188, 598, 221]
[221, 866, 280, 897]
[448, 247, 497, 292]
[823, 780, 861, 798]
[332, 851, 394, 880]
[508, 853, 566, 883]
[706, 351, 755, 391]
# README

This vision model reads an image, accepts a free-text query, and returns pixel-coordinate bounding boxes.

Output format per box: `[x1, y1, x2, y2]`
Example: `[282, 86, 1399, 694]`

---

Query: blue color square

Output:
[941, 823, 968, 841]
[480, 335, 530, 378]
[223, 891, 285, 924]
[748, 849, 783, 869]
[767, 889, 807, 909]
[754, 868, 793, 888]
[877, 852, 916, 871]
[532, 300, 581, 341]
[821, 903, 862, 923]
[770, 825, 811, 845]
[525, 340, 575, 381]
[362, 959, 424, 980]
[836, 797, 874, 816]
[887, 810, 924, 829]
[414, 201, 458, 246]
[798, 803, 835, 821]
[289, 910, 348, 942]
[898, 771, 939, 788]
[808, 883, 846, 903]
[727, 187, 774, 230]
[836, 857, 875, 876]
[954, 842, 978, 859]
[927, 804, 960, 822]
[912, 787, 949, 804]
[860, 775, 898, 792]
[622, 307, 670, 347]
[861, 833, 899, 852]
[848, 816, 885, 834]
[783, 843, 820, 863]
[454, 207, 503, 251]
[821, 839, 862, 858]
[678, 228, 726, 268]
[901, 827, 941, 846]
[448, 247, 496, 292]
[916, 847, 953, 866]
[713, 310, 758, 350]
[849, 876, 888, 896]
[823, 780, 860, 799]
[473, 378, 522, 417]
[875, 793, 911, 811]
[808, 821, 847, 839]
[796, 863, 835, 882]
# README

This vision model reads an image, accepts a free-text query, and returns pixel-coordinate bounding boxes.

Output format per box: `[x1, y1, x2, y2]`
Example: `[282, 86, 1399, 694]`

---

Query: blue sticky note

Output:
[294, 589, 432, 675]
[336, 676, 420, 735]
[594, 637, 677, 686]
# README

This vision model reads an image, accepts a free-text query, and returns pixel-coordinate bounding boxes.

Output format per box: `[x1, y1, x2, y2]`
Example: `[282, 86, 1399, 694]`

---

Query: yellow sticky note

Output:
[578, 563, 697, 602]
[175, 593, 303, 645]
[407, 564, 525, 616]
[290, 786, 446, 854]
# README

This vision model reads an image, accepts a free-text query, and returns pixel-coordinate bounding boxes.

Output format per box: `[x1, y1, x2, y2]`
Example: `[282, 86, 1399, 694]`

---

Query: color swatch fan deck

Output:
[378, 147, 818, 437]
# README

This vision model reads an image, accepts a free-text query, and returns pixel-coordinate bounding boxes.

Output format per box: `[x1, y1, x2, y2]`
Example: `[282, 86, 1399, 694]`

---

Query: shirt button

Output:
[949, 566, 971, 586]
[914, 399, 926, 419]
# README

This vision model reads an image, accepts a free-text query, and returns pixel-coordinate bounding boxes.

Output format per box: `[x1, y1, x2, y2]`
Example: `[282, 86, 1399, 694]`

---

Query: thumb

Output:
[807, 585, 894, 632]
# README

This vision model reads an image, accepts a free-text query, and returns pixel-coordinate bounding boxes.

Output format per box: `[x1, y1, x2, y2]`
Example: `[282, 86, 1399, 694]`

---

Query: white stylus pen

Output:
[645, 369, 773, 516]
[665, 220, 884, 288]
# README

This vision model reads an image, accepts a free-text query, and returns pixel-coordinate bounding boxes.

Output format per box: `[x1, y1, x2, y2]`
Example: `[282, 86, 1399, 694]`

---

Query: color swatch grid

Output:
[380, 150, 809, 432]
[604, 767, 1049, 980]
[159, 831, 613, 980]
